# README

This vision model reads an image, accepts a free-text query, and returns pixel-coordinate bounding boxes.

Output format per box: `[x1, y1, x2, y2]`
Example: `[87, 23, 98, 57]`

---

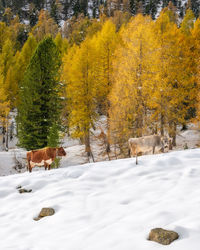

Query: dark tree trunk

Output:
[2, 125, 6, 149]
[168, 120, 176, 147]
[10, 121, 14, 141]
[172, 122, 176, 147]
[181, 124, 187, 131]
[160, 113, 164, 136]
[6, 120, 9, 150]
[106, 115, 111, 154]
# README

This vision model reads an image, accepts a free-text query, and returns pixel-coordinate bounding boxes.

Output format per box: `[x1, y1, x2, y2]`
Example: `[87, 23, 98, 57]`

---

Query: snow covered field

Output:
[0, 149, 200, 250]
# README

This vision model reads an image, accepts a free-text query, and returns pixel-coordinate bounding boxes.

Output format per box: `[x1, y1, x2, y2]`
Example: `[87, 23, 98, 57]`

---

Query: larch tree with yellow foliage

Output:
[179, 9, 197, 130]
[54, 32, 69, 57]
[93, 20, 118, 155]
[192, 17, 200, 123]
[152, 8, 196, 145]
[0, 39, 14, 149]
[0, 76, 10, 150]
[0, 22, 12, 52]
[61, 45, 78, 135]
[63, 39, 97, 162]
[109, 15, 156, 155]
[31, 10, 58, 41]
[0, 39, 14, 82]
[13, 35, 37, 107]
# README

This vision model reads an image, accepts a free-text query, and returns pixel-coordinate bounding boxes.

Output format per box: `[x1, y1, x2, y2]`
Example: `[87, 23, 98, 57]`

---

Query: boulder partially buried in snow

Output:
[34, 208, 55, 221]
[148, 228, 179, 245]
[18, 188, 32, 193]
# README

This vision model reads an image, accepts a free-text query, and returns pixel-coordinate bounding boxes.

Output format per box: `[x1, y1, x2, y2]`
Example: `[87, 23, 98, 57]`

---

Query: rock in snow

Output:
[34, 208, 55, 221]
[149, 228, 179, 245]
[18, 188, 32, 193]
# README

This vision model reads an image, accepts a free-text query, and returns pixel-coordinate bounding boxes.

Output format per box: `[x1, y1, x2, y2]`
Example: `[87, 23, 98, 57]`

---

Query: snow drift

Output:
[0, 149, 200, 250]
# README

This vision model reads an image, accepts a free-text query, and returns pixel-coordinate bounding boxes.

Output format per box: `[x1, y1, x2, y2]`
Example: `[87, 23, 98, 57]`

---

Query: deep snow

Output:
[0, 149, 200, 250]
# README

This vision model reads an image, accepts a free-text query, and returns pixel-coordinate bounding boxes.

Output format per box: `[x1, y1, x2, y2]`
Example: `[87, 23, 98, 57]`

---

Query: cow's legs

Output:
[161, 140, 164, 153]
[129, 148, 133, 158]
[153, 146, 155, 154]
[48, 164, 51, 170]
[44, 163, 48, 170]
[27, 161, 32, 173]
[128, 148, 131, 157]
[136, 148, 138, 165]
[130, 146, 138, 165]
[129, 144, 138, 164]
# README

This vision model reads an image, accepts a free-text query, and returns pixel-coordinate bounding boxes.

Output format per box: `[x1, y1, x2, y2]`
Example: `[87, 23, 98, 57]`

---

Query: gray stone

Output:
[149, 228, 179, 245]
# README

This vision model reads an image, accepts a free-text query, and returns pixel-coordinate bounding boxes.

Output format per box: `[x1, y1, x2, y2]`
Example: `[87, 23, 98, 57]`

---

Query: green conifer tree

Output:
[17, 36, 62, 150]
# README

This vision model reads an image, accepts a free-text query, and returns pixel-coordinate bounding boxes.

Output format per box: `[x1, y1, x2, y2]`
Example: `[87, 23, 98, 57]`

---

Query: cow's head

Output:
[57, 147, 66, 156]
[161, 136, 173, 150]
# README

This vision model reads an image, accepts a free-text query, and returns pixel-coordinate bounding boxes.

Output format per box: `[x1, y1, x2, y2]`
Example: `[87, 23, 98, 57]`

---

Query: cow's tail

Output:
[27, 159, 29, 172]
[26, 152, 31, 172]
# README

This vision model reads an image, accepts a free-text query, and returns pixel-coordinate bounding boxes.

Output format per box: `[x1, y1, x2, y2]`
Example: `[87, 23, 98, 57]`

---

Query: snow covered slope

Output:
[0, 149, 200, 250]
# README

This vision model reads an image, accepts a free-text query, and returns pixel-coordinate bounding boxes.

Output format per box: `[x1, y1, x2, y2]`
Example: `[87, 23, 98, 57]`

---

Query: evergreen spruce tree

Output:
[145, 0, 161, 19]
[29, 3, 38, 27]
[32, 0, 45, 10]
[191, 0, 200, 18]
[50, 0, 62, 24]
[129, 0, 137, 15]
[80, 0, 88, 16]
[72, 0, 81, 17]
[17, 36, 62, 150]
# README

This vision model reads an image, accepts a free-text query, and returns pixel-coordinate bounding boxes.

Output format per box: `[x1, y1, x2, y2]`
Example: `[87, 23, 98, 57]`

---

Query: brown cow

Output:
[27, 147, 66, 172]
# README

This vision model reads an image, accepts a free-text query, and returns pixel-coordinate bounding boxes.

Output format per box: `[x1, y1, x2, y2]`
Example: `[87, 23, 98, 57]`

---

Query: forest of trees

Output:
[1, 0, 200, 23]
[0, 2, 200, 160]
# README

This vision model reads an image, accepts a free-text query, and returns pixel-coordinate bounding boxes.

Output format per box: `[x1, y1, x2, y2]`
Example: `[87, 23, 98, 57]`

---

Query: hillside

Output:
[1, 122, 200, 176]
[0, 0, 200, 25]
[0, 149, 200, 250]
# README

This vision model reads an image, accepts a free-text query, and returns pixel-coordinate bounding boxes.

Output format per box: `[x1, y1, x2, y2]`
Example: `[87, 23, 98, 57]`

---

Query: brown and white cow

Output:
[128, 135, 172, 165]
[27, 147, 66, 172]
